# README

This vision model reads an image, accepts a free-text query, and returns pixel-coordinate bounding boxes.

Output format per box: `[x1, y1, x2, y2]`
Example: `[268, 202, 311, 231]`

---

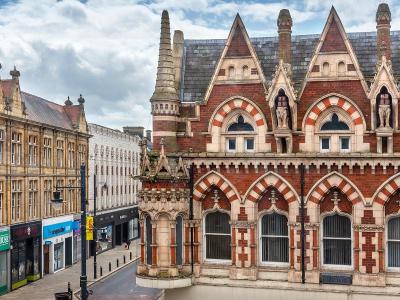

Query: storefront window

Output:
[128, 218, 139, 240]
[54, 242, 64, 272]
[97, 225, 113, 253]
[11, 241, 26, 284]
[0, 252, 7, 292]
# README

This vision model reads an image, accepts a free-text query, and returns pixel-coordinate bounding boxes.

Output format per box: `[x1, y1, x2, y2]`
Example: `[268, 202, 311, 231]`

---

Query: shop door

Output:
[115, 224, 122, 246]
[65, 237, 72, 267]
[43, 245, 50, 275]
[122, 222, 129, 244]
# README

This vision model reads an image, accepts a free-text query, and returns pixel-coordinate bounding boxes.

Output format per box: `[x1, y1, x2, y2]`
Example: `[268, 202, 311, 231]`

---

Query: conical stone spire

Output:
[151, 10, 179, 102]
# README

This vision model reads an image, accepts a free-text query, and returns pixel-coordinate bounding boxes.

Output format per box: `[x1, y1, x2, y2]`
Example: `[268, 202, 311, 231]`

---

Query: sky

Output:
[0, 0, 398, 131]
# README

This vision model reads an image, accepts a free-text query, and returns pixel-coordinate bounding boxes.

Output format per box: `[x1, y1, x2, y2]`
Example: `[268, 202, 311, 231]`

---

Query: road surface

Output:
[89, 261, 161, 300]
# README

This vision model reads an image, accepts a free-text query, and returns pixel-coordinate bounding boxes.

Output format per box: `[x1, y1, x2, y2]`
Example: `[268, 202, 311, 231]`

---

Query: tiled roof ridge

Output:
[20, 91, 65, 108]
[184, 30, 400, 45]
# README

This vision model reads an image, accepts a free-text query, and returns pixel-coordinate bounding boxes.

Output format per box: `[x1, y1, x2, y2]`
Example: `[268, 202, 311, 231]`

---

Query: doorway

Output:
[65, 237, 72, 267]
[122, 222, 129, 244]
[43, 245, 50, 275]
[115, 224, 122, 246]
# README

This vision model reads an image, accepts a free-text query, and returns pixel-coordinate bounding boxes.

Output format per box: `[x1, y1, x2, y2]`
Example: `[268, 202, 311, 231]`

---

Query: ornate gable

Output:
[299, 7, 368, 97]
[203, 14, 266, 103]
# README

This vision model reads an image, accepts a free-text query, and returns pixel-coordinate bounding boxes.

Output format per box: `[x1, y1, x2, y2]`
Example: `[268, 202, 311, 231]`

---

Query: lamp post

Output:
[51, 164, 89, 300]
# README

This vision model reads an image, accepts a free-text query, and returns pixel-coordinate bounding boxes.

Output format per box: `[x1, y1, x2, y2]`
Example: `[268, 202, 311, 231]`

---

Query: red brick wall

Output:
[226, 25, 251, 57]
[320, 18, 347, 52]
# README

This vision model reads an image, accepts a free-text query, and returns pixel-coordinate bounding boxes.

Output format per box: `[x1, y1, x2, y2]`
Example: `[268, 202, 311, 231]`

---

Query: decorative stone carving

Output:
[276, 93, 289, 129]
[378, 92, 391, 128]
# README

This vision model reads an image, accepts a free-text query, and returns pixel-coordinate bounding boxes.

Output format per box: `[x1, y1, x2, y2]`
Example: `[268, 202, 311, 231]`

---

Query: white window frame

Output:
[226, 138, 236, 152]
[320, 136, 331, 152]
[258, 211, 289, 267]
[320, 212, 353, 271]
[339, 136, 351, 153]
[386, 215, 400, 272]
[203, 210, 232, 265]
[245, 137, 255, 152]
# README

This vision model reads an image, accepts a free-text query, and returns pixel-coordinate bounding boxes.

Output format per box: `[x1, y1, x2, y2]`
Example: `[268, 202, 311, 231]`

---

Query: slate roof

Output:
[22, 91, 80, 130]
[181, 31, 400, 102]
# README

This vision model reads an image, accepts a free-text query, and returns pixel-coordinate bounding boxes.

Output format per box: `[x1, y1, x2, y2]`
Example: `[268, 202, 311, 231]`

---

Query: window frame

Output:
[339, 136, 351, 153]
[203, 210, 231, 264]
[386, 215, 400, 272]
[320, 136, 331, 152]
[226, 138, 236, 152]
[258, 211, 289, 267]
[320, 212, 353, 271]
[245, 137, 255, 152]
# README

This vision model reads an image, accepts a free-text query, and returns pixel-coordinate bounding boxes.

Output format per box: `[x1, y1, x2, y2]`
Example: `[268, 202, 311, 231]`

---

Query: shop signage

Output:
[86, 216, 94, 241]
[43, 221, 74, 239]
[0, 229, 10, 251]
[11, 222, 41, 240]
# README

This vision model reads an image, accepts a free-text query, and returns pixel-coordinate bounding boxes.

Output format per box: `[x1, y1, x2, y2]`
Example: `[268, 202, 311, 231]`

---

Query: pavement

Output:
[2, 244, 140, 300]
[90, 261, 161, 300]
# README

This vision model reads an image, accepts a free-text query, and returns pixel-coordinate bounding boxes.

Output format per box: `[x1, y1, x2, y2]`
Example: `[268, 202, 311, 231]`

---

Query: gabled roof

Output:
[21, 91, 82, 130]
[181, 31, 400, 103]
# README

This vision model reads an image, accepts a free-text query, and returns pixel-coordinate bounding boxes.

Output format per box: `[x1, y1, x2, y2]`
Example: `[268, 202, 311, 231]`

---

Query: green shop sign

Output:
[0, 228, 10, 251]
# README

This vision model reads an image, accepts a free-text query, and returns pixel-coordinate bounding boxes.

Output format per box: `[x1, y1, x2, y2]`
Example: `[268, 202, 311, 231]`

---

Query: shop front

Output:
[90, 206, 138, 256]
[42, 215, 74, 274]
[0, 226, 10, 295]
[10, 221, 41, 290]
[73, 215, 81, 264]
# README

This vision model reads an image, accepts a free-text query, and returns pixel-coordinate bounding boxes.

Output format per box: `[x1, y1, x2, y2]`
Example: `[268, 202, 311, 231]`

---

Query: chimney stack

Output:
[277, 9, 293, 65]
[376, 3, 391, 61]
[173, 30, 184, 92]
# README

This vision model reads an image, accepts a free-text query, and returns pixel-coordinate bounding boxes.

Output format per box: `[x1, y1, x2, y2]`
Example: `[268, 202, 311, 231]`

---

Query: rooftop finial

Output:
[10, 66, 20, 79]
[376, 3, 391, 24]
[277, 9, 292, 29]
[77, 94, 85, 105]
[65, 96, 73, 106]
[150, 10, 179, 102]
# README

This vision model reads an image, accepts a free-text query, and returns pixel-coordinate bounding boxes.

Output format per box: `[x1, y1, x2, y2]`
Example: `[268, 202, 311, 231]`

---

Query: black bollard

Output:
[117, 259, 119, 268]
[130, 252, 132, 260]
[100, 267, 103, 277]
[123, 255, 126, 264]
[109, 262, 111, 272]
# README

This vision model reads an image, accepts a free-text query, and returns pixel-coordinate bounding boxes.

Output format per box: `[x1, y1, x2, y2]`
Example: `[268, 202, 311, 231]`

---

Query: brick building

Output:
[0, 67, 89, 293]
[137, 4, 400, 299]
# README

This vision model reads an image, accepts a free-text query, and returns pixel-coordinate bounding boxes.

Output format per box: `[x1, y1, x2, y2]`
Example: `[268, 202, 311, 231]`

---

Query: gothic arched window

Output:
[321, 113, 350, 131]
[204, 211, 231, 261]
[227, 115, 254, 132]
[322, 214, 352, 266]
[260, 213, 288, 263]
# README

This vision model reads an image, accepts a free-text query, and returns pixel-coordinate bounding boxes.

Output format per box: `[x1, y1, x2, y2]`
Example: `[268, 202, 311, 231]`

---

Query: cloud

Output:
[0, 0, 398, 131]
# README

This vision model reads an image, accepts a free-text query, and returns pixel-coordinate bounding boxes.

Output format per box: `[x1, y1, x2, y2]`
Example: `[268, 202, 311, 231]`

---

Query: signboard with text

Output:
[0, 228, 10, 251]
[86, 216, 93, 241]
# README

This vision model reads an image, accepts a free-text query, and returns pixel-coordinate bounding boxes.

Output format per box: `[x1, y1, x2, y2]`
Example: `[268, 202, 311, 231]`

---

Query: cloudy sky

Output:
[0, 0, 398, 130]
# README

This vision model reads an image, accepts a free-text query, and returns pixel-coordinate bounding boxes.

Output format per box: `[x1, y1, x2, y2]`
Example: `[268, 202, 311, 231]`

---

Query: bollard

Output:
[117, 259, 119, 268]
[124, 255, 126, 264]
[130, 252, 132, 260]
[109, 262, 111, 272]
[100, 266, 103, 277]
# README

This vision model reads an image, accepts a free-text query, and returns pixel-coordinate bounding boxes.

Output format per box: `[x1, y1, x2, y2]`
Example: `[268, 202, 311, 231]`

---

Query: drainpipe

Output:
[189, 164, 194, 274]
[300, 163, 305, 284]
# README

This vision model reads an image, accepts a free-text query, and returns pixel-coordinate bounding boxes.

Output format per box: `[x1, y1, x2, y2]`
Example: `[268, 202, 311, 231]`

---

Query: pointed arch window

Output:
[321, 113, 350, 131]
[260, 212, 289, 263]
[204, 211, 231, 261]
[145, 216, 152, 265]
[387, 216, 400, 268]
[227, 115, 254, 132]
[176, 215, 183, 265]
[322, 214, 352, 266]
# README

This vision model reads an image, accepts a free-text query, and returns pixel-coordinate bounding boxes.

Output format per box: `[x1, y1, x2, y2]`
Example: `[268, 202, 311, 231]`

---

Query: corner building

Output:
[137, 4, 400, 299]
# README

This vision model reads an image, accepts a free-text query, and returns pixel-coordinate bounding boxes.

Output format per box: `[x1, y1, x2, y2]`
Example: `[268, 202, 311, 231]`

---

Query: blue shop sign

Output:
[43, 221, 74, 239]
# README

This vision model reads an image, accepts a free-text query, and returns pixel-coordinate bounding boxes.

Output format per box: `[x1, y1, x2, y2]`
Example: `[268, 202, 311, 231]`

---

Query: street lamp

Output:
[51, 164, 89, 300]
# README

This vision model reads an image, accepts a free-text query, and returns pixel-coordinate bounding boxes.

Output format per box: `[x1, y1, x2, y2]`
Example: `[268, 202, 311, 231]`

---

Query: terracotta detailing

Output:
[250, 226, 256, 267]
[152, 225, 157, 266]
[184, 225, 190, 264]
[290, 227, 295, 268]
[238, 207, 248, 221]
[194, 226, 200, 264]
[232, 225, 237, 266]
[170, 225, 176, 265]
[354, 229, 360, 271]
[378, 231, 384, 272]
[226, 24, 251, 57]
[312, 228, 318, 269]
[320, 17, 347, 52]
[238, 228, 248, 267]
[362, 231, 376, 273]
